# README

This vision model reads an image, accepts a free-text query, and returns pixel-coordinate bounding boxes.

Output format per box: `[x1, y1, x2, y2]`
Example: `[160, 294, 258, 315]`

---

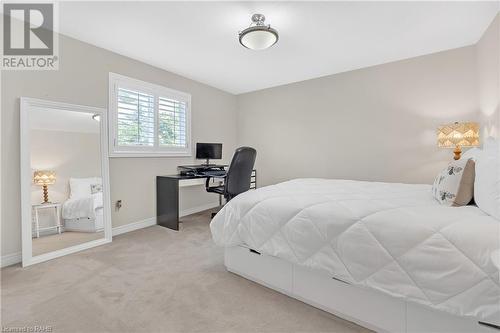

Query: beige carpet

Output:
[32, 231, 104, 256]
[2, 210, 371, 333]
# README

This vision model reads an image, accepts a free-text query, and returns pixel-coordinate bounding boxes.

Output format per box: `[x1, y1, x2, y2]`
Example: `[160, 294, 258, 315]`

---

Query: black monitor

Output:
[196, 143, 222, 166]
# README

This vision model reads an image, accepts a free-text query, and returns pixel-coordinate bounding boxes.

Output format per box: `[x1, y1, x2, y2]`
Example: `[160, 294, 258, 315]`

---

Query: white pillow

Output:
[461, 147, 482, 161]
[432, 158, 476, 206]
[69, 177, 102, 199]
[474, 138, 500, 219]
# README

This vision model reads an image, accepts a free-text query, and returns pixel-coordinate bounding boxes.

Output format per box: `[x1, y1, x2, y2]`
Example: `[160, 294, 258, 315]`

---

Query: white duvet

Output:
[210, 178, 500, 323]
[62, 192, 103, 220]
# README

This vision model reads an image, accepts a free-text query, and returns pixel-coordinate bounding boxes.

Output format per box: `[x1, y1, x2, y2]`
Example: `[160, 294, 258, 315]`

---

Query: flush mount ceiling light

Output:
[239, 14, 279, 50]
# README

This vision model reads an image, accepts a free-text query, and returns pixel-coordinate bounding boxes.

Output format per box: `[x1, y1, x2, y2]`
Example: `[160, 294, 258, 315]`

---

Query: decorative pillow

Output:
[474, 138, 500, 219]
[90, 183, 103, 194]
[69, 177, 102, 198]
[432, 158, 476, 206]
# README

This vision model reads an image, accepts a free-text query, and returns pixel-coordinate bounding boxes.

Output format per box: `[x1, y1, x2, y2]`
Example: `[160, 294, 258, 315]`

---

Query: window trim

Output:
[108, 72, 192, 158]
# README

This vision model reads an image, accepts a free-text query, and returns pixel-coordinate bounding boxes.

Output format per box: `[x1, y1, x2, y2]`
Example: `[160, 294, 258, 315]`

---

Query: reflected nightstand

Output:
[32, 203, 62, 238]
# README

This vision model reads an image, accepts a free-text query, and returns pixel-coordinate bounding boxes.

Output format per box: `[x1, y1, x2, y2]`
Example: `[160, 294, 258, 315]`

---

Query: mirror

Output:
[20, 98, 112, 266]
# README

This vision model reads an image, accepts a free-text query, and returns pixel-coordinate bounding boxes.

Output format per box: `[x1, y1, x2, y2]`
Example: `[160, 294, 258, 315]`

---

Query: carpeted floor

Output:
[32, 231, 104, 256]
[1, 210, 370, 333]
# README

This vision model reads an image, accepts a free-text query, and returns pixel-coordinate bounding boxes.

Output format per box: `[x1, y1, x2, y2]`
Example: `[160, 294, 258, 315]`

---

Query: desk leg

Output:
[156, 177, 179, 231]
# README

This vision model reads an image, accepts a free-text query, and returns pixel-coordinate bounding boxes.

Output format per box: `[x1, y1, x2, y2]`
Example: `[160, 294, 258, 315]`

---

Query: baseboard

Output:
[2, 202, 218, 268]
[112, 217, 157, 236]
[1, 252, 22, 268]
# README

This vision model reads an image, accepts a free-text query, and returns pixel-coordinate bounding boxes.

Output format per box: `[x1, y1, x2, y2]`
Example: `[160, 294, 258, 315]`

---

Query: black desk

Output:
[156, 169, 257, 231]
[156, 174, 209, 231]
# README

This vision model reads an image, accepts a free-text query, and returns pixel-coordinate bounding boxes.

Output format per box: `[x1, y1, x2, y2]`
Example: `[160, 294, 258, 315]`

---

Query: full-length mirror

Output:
[21, 98, 112, 266]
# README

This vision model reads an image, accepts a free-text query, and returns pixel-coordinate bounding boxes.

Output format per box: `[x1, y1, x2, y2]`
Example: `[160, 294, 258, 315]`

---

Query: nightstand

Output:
[32, 203, 62, 238]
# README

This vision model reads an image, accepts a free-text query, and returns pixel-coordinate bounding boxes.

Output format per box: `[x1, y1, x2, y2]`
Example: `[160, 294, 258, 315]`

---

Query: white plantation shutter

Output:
[158, 97, 187, 148]
[110, 73, 191, 157]
[117, 88, 155, 146]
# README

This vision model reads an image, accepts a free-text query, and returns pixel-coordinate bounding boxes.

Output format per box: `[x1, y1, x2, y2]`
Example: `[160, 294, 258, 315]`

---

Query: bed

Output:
[210, 178, 500, 332]
[62, 177, 104, 233]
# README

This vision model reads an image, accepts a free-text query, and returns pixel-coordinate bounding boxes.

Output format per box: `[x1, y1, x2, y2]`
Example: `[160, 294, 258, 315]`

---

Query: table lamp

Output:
[437, 122, 480, 160]
[33, 170, 56, 204]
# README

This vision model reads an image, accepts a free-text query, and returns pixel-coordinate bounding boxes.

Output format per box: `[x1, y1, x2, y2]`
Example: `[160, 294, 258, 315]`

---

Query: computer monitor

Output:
[196, 143, 222, 166]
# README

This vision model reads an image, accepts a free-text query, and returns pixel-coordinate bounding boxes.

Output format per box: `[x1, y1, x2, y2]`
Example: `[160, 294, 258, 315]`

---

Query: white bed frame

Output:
[225, 246, 498, 333]
[64, 208, 104, 233]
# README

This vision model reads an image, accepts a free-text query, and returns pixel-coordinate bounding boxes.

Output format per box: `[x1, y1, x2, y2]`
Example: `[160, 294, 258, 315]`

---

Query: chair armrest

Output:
[205, 176, 226, 190]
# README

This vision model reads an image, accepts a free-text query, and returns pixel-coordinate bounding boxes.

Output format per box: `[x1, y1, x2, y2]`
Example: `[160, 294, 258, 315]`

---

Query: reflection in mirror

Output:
[29, 108, 104, 256]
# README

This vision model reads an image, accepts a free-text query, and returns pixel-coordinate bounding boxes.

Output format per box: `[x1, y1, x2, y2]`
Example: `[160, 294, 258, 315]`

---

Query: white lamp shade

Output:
[240, 29, 278, 50]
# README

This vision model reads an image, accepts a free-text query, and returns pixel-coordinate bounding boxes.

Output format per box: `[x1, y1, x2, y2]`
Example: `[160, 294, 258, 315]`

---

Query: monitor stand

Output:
[203, 159, 215, 167]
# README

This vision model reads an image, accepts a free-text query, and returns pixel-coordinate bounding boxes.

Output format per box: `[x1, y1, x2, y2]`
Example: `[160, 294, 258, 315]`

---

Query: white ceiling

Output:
[59, 1, 499, 94]
[30, 108, 100, 133]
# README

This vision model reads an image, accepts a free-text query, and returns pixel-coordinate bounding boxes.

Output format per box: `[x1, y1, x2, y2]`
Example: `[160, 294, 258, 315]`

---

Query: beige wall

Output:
[30, 129, 101, 204]
[2, 34, 237, 256]
[236, 46, 479, 187]
[477, 14, 500, 140]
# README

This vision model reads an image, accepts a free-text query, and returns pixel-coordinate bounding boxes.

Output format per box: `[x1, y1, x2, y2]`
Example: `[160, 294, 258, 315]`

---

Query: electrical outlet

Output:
[116, 200, 122, 210]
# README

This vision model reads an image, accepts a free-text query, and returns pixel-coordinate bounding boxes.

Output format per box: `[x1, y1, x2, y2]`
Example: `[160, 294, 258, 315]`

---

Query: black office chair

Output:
[205, 147, 257, 209]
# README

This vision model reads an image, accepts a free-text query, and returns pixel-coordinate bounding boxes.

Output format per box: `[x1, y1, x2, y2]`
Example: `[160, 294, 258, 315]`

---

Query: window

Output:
[109, 73, 191, 157]
[117, 88, 155, 147]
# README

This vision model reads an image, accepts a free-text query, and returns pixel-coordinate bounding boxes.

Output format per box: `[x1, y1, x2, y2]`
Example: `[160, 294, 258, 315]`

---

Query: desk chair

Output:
[205, 147, 256, 215]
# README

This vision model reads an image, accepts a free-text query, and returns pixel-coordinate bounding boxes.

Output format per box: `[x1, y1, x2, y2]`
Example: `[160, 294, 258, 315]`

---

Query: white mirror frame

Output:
[20, 97, 113, 267]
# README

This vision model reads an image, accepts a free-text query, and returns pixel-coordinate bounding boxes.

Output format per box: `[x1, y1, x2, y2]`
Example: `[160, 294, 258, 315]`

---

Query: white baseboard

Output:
[1, 252, 22, 268]
[2, 202, 218, 268]
[112, 217, 157, 236]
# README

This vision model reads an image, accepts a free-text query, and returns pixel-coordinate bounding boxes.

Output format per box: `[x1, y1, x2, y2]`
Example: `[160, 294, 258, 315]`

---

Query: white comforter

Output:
[62, 192, 103, 220]
[210, 178, 500, 323]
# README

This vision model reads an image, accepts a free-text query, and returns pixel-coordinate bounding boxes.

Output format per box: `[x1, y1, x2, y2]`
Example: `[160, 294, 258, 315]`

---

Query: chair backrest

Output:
[225, 147, 257, 199]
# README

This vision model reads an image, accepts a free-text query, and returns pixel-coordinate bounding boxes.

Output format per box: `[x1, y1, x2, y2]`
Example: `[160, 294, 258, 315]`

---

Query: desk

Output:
[156, 169, 256, 231]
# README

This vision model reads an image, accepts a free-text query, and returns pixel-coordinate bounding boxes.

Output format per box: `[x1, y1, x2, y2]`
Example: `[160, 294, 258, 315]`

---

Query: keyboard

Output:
[198, 170, 226, 177]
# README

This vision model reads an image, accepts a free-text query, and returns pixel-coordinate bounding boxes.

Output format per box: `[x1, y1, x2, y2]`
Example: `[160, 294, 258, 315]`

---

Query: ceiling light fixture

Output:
[239, 14, 278, 50]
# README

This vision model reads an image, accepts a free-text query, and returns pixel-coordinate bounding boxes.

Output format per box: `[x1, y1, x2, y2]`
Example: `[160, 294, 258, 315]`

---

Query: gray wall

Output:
[30, 129, 101, 204]
[2, 16, 498, 259]
[236, 46, 479, 187]
[2, 34, 237, 256]
[477, 14, 499, 140]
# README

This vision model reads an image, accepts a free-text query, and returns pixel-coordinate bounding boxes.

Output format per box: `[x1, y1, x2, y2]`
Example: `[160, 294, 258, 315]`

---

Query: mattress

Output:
[62, 192, 103, 220]
[210, 178, 500, 323]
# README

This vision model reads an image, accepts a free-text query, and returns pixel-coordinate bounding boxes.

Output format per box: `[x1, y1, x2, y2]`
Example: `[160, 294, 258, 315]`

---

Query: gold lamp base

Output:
[41, 184, 50, 204]
[453, 145, 462, 160]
